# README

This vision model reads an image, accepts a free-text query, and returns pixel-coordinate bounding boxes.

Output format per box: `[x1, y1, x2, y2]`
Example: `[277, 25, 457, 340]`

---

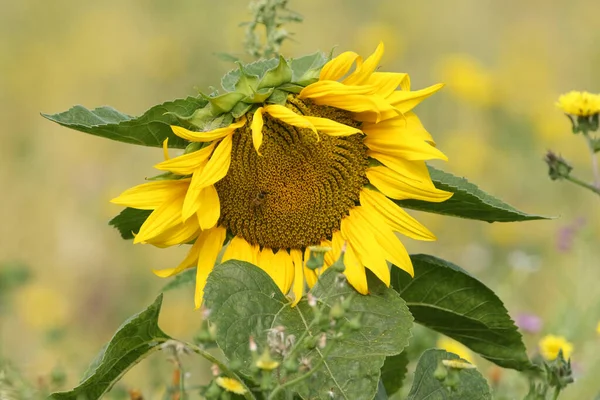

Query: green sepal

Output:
[258, 55, 293, 89]
[231, 102, 254, 118]
[234, 63, 261, 96]
[266, 89, 289, 105]
[290, 51, 328, 84]
[242, 87, 274, 103]
[206, 91, 246, 114]
[277, 82, 305, 94]
[188, 103, 219, 129]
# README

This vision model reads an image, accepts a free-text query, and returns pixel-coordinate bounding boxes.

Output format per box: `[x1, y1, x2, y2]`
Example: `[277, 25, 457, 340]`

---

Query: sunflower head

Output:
[111, 43, 452, 308]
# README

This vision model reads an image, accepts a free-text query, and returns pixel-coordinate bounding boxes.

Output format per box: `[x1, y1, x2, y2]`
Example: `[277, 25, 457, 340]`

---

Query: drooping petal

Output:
[273, 249, 294, 295]
[364, 132, 447, 161]
[352, 206, 414, 276]
[309, 93, 398, 119]
[194, 226, 227, 308]
[386, 83, 444, 113]
[196, 185, 220, 230]
[263, 104, 318, 135]
[365, 72, 408, 98]
[366, 166, 453, 202]
[368, 152, 436, 188]
[340, 210, 390, 286]
[342, 243, 368, 294]
[303, 116, 362, 136]
[170, 117, 246, 143]
[145, 217, 200, 248]
[153, 235, 203, 278]
[154, 142, 216, 175]
[190, 133, 233, 189]
[319, 51, 360, 81]
[162, 138, 170, 161]
[110, 179, 190, 210]
[290, 249, 304, 306]
[251, 107, 265, 155]
[299, 80, 379, 99]
[360, 188, 436, 241]
[134, 194, 186, 243]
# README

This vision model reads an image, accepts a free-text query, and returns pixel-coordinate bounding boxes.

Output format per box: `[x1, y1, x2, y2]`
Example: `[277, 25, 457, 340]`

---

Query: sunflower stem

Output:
[184, 342, 257, 400]
[564, 174, 600, 196]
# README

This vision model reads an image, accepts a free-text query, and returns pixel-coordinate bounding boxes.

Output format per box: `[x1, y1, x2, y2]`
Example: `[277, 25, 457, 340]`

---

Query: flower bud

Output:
[433, 361, 448, 381]
[329, 303, 345, 320]
[544, 151, 572, 180]
[255, 350, 280, 371]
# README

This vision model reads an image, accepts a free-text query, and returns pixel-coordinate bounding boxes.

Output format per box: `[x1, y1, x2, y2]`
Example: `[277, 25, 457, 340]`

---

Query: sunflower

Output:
[111, 43, 452, 308]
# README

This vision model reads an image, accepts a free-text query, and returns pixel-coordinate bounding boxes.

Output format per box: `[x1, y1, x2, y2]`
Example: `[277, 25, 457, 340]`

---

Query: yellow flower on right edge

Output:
[437, 336, 475, 364]
[539, 334, 573, 361]
[556, 91, 600, 117]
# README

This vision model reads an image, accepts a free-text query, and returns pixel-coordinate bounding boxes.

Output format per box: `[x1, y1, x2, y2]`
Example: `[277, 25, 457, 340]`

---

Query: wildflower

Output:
[515, 313, 542, 334]
[256, 350, 280, 370]
[215, 377, 247, 395]
[112, 43, 451, 308]
[556, 91, 600, 117]
[539, 335, 573, 361]
[437, 336, 475, 364]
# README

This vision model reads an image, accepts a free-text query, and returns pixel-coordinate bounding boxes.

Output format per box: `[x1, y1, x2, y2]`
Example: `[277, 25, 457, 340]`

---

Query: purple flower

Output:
[515, 313, 542, 334]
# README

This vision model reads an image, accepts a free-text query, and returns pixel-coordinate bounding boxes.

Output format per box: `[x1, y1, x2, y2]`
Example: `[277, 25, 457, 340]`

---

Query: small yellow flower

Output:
[215, 377, 247, 395]
[596, 322, 600, 335]
[256, 350, 280, 370]
[539, 335, 573, 360]
[436, 336, 475, 364]
[556, 91, 600, 117]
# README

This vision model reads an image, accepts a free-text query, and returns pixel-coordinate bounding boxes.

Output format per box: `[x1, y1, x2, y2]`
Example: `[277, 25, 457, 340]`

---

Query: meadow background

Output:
[1, 0, 599, 398]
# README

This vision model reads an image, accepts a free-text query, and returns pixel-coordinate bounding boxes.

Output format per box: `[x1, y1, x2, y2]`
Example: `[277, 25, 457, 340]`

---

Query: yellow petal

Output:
[257, 247, 277, 285]
[353, 206, 414, 277]
[251, 107, 265, 155]
[153, 233, 204, 278]
[364, 132, 447, 161]
[343, 42, 385, 86]
[273, 249, 294, 295]
[386, 83, 444, 113]
[324, 231, 343, 266]
[303, 116, 362, 136]
[162, 138, 170, 161]
[196, 185, 220, 230]
[263, 104, 316, 130]
[343, 243, 368, 294]
[190, 133, 233, 189]
[368, 152, 436, 188]
[170, 117, 246, 143]
[366, 72, 408, 98]
[134, 194, 185, 243]
[309, 93, 397, 119]
[154, 142, 216, 175]
[291, 249, 304, 306]
[145, 217, 200, 247]
[195, 226, 227, 308]
[319, 51, 360, 81]
[360, 188, 436, 241]
[110, 179, 190, 210]
[303, 265, 318, 288]
[299, 80, 379, 99]
[362, 113, 435, 145]
[341, 210, 390, 286]
[223, 236, 256, 264]
[367, 166, 453, 202]
[181, 164, 206, 221]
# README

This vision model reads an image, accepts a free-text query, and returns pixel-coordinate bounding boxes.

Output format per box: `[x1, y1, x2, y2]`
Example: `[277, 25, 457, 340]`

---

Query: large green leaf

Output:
[407, 349, 491, 400]
[392, 255, 532, 370]
[49, 295, 170, 400]
[203, 261, 413, 400]
[42, 97, 206, 148]
[380, 352, 409, 397]
[396, 166, 548, 222]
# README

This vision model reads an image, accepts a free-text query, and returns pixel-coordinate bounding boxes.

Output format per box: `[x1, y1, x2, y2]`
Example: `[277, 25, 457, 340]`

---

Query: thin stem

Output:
[564, 174, 600, 196]
[583, 132, 600, 188]
[267, 345, 334, 400]
[184, 342, 257, 400]
[552, 386, 561, 400]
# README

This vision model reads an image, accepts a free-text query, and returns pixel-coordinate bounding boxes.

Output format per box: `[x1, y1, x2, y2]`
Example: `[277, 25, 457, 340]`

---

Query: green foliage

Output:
[397, 166, 549, 222]
[108, 208, 152, 240]
[392, 255, 532, 371]
[161, 268, 195, 292]
[49, 295, 170, 400]
[203, 260, 413, 400]
[407, 349, 491, 400]
[380, 352, 409, 397]
[42, 97, 206, 148]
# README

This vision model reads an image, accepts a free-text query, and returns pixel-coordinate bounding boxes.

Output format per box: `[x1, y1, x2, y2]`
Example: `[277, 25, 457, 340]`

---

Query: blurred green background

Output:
[1, 0, 599, 398]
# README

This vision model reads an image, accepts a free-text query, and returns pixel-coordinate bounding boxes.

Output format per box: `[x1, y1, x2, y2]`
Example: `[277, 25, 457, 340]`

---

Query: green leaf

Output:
[49, 295, 170, 400]
[221, 58, 280, 92]
[204, 261, 413, 400]
[392, 254, 532, 370]
[290, 51, 328, 84]
[396, 166, 549, 222]
[42, 97, 207, 148]
[407, 349, 491, 400]
[381, 352, 409, 397]
[108, 208, 152, 240]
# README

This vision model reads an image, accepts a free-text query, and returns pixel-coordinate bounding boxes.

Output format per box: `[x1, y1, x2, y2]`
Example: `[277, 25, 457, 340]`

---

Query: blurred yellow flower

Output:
[539, 335, 573, 360]
[15, 283, 70, 330]
[437, 54, 495, 106]
[216, 377, 247, 395]
[437, 336, 475, 364]
[596, 322, 600, 335]
[556, 91, 600, 117]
